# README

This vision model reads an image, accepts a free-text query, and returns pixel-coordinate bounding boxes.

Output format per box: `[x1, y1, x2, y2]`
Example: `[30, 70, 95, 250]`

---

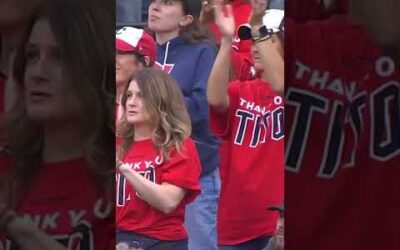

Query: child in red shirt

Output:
[116, 68, 201, 250]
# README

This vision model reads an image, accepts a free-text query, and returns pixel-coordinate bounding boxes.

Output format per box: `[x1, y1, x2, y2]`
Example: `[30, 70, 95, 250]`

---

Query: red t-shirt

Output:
[231, 50, 256, 81]
[0, 156, 114, 250]
[115, 138, 201, 240]
[210, 79, 284, 245]
[287, 0, 348, 22]
[285, 16, 400, 250]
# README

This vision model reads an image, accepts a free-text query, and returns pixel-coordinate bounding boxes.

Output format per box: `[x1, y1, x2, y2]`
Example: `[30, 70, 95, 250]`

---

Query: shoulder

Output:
[167, 138, 198, 161]
[188, 42, 217, 55]
[229, 79, 279, 98]
[180, 138, 197, 155]
[228, 79, 262, 91]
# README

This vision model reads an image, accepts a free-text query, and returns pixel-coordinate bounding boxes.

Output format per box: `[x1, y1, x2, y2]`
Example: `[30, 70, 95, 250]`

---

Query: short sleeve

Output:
[160, 139, 201, 203]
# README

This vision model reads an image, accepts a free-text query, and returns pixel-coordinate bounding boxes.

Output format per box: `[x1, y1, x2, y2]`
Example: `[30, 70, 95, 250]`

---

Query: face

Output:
[116, 51, 142, 89]
[251, 44, 264, 72]
[24, 19, 77, 122]
[348, 0, 400, 52]
[125, 80, 151, 126]
[148, 0, 189, 34]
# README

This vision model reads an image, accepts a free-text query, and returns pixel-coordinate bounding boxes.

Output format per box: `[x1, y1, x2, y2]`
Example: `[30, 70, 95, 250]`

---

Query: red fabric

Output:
[116, 138, 201, 240]
[210, 79, 284, 245]
[116, 28, 156, 64]
[231, 50, 255, 81]
[287, 0, 349, 22]
[0, 157, 114, 249]
[285, 16, 400, 250]
[208, 0, 253, 81]
[209, 0, 252, 43]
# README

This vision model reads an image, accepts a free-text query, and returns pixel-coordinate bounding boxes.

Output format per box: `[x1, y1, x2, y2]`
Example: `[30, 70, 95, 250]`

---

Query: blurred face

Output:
[125, 80, 151, 126]
[24, 19, 77, 122]
[251, 44, 264, 72]
[148, 0, 189, 34]
[348, 0, 400, 52]
[116, 51, 143, 89]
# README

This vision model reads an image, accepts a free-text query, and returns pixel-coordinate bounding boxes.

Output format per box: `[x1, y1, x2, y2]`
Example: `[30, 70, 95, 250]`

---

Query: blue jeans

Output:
[184, 169, 221, 250]
[218, 235, 271, 250]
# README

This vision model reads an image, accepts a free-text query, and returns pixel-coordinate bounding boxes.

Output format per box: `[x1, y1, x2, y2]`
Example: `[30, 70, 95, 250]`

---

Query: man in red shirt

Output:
[285, 0, 400, 249]
[207, 0, 284, 248]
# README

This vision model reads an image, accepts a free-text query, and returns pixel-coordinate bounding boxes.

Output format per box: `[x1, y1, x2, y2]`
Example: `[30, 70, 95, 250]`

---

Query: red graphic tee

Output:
[210, 79, 284, 245]
[285, 16, 400, 250]
[0, 156, 114, 250]
[116, 138, 201, 241]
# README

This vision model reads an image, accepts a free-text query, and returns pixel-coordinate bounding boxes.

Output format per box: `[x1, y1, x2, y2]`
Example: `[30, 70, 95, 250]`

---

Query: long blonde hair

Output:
[116, 68, 191, 161]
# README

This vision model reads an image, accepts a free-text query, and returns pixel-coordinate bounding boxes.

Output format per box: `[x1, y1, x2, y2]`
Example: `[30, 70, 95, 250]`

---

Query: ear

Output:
[179, 14, 194, 27]
[142, 56, 152, 67]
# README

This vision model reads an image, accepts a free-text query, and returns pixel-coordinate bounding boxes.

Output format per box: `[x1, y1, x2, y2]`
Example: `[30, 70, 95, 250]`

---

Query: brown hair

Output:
[0, 0, 115, 207]
[179, 0, 215, 45]
[116, 68, 191, 161]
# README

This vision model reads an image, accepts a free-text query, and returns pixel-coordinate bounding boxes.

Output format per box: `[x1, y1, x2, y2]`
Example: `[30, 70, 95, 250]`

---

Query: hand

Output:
[199, 0, 215, 24]
[116, 161, 131, 174]
[0, 203, 17, 235]
[212, 0, 235, 39]
[249, 0, 268, 27]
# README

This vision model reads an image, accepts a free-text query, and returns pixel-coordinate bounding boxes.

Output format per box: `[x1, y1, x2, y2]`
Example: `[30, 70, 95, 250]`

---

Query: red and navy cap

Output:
[116, 27, 156, 64]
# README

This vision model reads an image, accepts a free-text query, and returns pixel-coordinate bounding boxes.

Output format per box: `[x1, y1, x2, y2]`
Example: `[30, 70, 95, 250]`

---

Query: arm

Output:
[118, 163, 186, 214]
[0, 206, 67, 250]
[206, 0, 235, 113]
[183, 46, 216, 126]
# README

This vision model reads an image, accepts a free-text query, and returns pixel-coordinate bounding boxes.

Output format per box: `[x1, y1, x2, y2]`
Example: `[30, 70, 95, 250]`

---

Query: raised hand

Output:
[199, 0, 215, 24]
[212, 0, 235, 39]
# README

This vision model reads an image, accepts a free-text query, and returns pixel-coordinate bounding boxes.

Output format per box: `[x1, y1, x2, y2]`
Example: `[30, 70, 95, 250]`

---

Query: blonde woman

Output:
[116, 68, 201, 250]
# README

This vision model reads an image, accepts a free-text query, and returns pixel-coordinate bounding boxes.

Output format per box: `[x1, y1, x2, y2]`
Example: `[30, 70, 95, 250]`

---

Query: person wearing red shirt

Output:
[115, 68, 201, 250]
[0, 0, 115, 249]
[207, 0, 284, 249]
[285, 0, 400, 249]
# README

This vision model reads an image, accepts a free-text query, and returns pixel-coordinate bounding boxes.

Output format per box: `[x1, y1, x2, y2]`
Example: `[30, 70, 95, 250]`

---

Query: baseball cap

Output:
[237, 9, 284, 40]
[116, 27, 157, 64]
